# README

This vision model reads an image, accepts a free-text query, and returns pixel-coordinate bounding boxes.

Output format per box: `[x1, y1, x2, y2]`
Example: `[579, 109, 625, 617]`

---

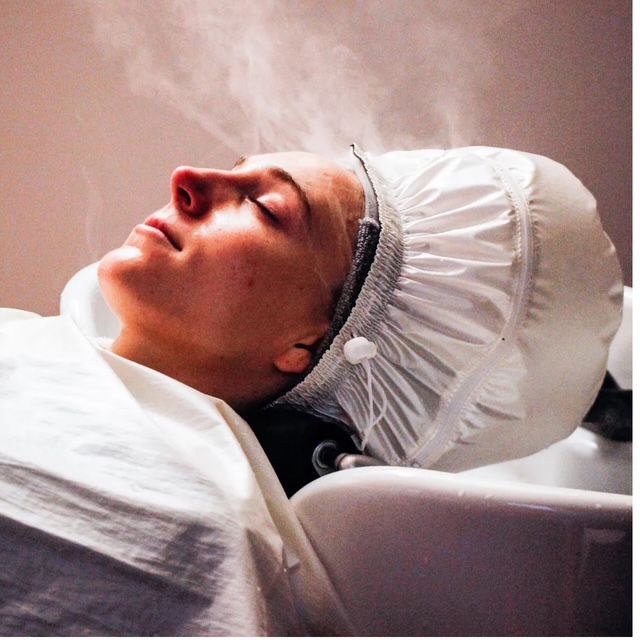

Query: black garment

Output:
[582, 371, 631, 441]
[249, 408, 359, 497]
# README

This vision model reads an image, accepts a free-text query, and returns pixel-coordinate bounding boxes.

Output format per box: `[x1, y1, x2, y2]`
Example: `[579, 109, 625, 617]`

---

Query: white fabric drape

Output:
[0, 310, 352, 635]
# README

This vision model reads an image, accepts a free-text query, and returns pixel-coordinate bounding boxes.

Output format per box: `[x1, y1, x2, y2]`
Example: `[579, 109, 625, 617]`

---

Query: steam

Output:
[79, 0, 522, 168]
[84, 0, 387, 158]
[79, 0, 524, 159]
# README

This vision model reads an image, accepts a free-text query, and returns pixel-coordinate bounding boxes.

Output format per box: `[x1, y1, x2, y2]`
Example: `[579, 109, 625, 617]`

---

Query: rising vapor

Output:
[80, 0, 523, 157]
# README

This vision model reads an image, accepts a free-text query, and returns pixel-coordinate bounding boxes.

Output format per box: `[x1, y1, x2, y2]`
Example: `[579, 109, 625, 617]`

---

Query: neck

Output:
[110, 328, 276, 412]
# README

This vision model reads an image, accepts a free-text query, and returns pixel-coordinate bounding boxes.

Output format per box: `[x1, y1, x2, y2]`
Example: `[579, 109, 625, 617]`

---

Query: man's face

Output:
[99, 151, 364, 397]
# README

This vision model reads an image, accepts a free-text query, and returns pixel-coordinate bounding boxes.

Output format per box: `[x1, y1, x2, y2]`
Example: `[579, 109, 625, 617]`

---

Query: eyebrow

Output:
[233, 155, 312, 227]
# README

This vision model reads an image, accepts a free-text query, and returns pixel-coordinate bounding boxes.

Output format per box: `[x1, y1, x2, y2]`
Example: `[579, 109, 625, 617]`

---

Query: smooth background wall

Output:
[1, 0, 632, 315]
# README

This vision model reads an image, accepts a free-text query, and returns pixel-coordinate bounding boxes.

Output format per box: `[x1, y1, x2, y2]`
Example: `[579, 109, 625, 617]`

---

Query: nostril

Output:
[178, 186, 192, 208]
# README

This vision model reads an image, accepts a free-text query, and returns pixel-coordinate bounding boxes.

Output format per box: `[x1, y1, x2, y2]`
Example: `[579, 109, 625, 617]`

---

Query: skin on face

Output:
[98, 151, 364, 410]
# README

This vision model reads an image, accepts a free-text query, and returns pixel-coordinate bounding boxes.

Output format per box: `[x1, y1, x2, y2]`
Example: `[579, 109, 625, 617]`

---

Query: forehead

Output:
[241, 150, 338, 167]
[239, 151, 346, 189]
[243, 151, 362, 215]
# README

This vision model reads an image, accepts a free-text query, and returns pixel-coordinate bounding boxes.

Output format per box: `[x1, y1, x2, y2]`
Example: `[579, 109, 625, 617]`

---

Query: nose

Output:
[171, 166, 234, 218]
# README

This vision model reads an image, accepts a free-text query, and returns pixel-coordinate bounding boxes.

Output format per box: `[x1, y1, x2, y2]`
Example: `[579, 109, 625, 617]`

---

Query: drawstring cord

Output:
[343, 337, 388, 452]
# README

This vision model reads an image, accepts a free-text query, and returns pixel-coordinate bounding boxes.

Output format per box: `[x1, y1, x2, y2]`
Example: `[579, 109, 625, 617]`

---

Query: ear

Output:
[273, 333, 325, 375]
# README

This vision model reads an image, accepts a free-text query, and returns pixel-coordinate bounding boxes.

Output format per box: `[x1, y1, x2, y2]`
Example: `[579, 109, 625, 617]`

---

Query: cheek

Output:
[193, 236, 323, 333]
[191, 237, 265, 299]
[184, 248, 260, 332]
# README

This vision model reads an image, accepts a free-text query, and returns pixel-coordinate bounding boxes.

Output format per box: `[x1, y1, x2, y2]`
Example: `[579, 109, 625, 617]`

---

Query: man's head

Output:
[99, 151, 364, 409]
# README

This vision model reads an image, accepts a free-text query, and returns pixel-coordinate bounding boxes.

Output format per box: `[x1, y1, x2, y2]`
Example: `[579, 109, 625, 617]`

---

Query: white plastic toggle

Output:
[343, 336, 377, 364]
[343, 336, 384, 452]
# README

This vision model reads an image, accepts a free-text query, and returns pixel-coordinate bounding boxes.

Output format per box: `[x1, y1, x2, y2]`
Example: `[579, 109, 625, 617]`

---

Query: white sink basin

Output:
[292, 462, 631, 636]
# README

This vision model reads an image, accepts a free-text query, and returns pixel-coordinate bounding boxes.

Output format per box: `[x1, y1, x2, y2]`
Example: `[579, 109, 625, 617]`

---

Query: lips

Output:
[144, 216, 182, 251]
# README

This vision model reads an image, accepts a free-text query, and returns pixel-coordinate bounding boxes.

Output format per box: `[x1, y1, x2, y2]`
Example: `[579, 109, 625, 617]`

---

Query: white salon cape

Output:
[0, 309, 352, 636]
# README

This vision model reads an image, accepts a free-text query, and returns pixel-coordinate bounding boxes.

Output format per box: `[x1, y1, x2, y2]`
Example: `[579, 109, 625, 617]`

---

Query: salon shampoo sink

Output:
[291, 460, 631, 636]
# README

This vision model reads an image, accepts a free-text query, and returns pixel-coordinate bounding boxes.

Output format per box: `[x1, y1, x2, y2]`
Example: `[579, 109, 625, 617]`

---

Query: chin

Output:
[97, 245, 150, 322]
[98, 245, 140, 285]
[98, 247, 190, 337]
[97, 249, 126, 320]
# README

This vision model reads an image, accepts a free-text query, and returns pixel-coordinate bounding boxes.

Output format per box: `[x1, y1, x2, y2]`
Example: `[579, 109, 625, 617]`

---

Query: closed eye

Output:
[249, 197, 278, 223]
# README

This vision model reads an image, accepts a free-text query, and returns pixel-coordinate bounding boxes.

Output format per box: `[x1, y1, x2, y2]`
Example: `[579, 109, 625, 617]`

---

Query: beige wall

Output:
[1, 0, 631, 316]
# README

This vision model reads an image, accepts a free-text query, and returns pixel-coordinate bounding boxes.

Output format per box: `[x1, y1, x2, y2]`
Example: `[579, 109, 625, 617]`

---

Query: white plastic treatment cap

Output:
[272, 145, 623, 472]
